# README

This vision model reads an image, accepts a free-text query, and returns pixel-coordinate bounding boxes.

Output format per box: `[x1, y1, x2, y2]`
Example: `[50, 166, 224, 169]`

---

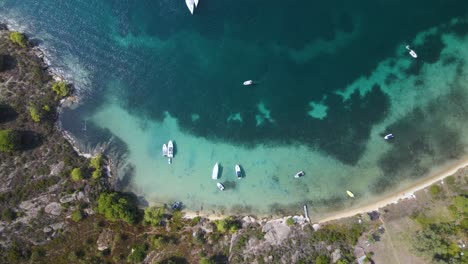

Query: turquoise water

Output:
[2, 0, 468, 216]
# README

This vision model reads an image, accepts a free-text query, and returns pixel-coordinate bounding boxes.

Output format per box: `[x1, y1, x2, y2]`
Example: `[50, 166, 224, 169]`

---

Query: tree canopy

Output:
[70, 168, 83, 181]
[9, 32, 27, 48]
[51, 81, 69, 97]
[0, 129, 18, 152]
[96, 192, 137, 224]
[143, 206, 165, 226]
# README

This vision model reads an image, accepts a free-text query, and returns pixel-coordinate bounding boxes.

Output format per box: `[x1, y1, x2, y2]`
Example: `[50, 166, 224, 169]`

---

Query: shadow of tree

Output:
[0, 104, 18, 123]
[18, 130, 42, 151]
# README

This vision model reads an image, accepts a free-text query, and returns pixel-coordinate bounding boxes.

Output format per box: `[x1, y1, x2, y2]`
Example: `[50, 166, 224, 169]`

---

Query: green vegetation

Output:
[70, 168, 83, 181]
[143, 206, 165, 226]
[213, 217, 241, 234]
[89, 154, 103, 179]
[429, 185, 442, 198]
[0, 129, 18, 152]
[286, 217, 295, 226]
[9, 32, 27, 47]
[28, 105, 42, 122]
[127, 244, 147, 263]
[42, 104, 51, 112]
[200, 257, 214, 264]
[96, 192, 137, 224]
[71, 209, 84, 222]
[315, 255, 330, 264]
[51, 81, 70, 97]
[91, 169, 102, 179]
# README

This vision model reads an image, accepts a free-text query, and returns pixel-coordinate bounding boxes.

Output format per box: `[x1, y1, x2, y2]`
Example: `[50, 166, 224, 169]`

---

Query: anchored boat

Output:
[294, 171, 305, 178]
[217, 182, 225, 191]
[212, 162, 219, 179]
[185, 0, 194, 14]
[405, 45, 417, 58]
[346, 190, 355, 198]
[243, 80, 253, 86]
[235, 164, 242, 179]
[384, 133, 394, 140]
[162, 144, 168, 157]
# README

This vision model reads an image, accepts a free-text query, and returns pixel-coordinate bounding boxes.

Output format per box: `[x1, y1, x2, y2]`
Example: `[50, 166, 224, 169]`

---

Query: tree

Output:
[90, 154, 102, 170]
[0, 129, 18, 152]
[96, 192, 137, 224]
[9, 32, 27, 47]
[29, 106, 42, 122]
[316, 255, 330, 264]
[92, 169, 102, 179]
[71, 168, 83, 181]
[127, 244, 146, 263]
[71, 209, 84, 222]
[51, 81, 69, 97]
[143, 206, 165, 226]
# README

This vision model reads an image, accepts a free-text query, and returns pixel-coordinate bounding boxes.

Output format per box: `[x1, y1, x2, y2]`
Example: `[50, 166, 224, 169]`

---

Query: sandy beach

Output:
[317, 159, 468, 223]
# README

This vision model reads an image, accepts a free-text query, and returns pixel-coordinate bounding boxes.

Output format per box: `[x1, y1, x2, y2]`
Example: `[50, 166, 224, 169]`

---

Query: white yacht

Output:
[185, 0, 194, 14]
[162, 144, 168, 157]
[294, 171, 305, 178]
[384, 133, 394, 140]
[235, 164, 242, 179]
[243, 80, 253, 86]
[167, 140, 174, 158]
[217, 182, 225, 191]
[405, 45, 417, 58]
[212, 162, 219, 179]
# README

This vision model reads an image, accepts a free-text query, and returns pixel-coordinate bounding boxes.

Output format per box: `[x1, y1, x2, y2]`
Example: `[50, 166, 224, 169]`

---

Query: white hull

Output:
[235, 164, 242, 179]
[194, 0, 199, 7]
[405, 45, 417, 58]
[243, 80, 253, 86]
[217, 182, 225, 191]
[294, 171, 305, 178]
[167, 140, 174, 158]
[185, 0, 194, 14]
[346, 190, 355, 198]
[162, 144, 168, 156]
[212, 162, 219, 179]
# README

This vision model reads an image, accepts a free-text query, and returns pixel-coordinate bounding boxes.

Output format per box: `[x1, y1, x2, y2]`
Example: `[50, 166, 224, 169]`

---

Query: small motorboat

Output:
[384, 133, 394, 140]
[217, 182, 225, 191]
[346, 190, 355, 198]
[212, 162, 219, 180]
[235, 164, 242, 179]
[167, 140, 174, 158]
[294, 171, 305, 178]
[162, 144, 168, 157]
[243, 80, 254, 86]
[405, 45, 417, 58]
[185, 0, 194, 14]
[171, 201, 181, 210]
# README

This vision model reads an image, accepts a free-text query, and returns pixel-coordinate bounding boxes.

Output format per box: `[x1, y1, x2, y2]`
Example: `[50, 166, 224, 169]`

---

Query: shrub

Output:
[92, 169, 102, 180]
[316, 255, 330, 264]
[127, 244, 146, 263]
[90, 154, 102, 169]
[96, 192, 137, 224]
[191, 216, 202, 226]
[286, 217, 295, 226]
[70, 168, 83, 181]
[42, 104, 51, 112]
[429, 185, 442, 198]
[200, 257, 214, 264]
[143, 206, 165, 226]
[51, 81, 69, 97]
[214, 217, 240, 234]
[0, 129, 18, 152]
[29, 106, 42, 122]
[9, 32, 27, 47]
[71, 209, 84, 222]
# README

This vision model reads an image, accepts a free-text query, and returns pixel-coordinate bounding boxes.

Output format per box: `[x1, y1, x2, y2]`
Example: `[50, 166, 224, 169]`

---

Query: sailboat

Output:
[186, 0, 195, 14]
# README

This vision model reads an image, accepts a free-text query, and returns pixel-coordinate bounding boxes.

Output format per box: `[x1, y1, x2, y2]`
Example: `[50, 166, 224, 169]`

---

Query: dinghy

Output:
[212, 162, 219, 179]
[171, 201, 181, 210]
[294, 171, 305, 178]
[405, 45, 417, 58]
[162, 144, 168, 157]
[217, 182, 225, 191]
[384, 133, 394, 140]
[185, 0, 194, 14]
[235, 164, 242, 179]
[243, 80, 253, 86]
[346, 190, 355, 198]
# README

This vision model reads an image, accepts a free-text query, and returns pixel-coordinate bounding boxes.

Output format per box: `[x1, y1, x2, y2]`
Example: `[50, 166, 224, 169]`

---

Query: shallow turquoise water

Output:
[2, 0, 468, 216]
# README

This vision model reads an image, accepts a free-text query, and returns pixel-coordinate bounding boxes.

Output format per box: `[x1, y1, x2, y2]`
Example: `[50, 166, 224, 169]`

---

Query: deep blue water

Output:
[2, 0, 468, 214]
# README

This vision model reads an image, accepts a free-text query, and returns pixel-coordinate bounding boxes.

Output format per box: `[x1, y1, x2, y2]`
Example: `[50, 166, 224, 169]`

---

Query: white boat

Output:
[194, 0, 199, 7]
[235, 164, 242, 179]
[346, 190, 355, 198]
[162, 144, 168, 157]
[185, 0, 194, 14]
[217, 182, 225, 191]
[212, 162, 219, 179]
[243, 80, 253, 86]
[384, 133, 394, 140]
[405, 45, 417, 58]
[294, 171, 305, 178]
[167, 140, 174, 158]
